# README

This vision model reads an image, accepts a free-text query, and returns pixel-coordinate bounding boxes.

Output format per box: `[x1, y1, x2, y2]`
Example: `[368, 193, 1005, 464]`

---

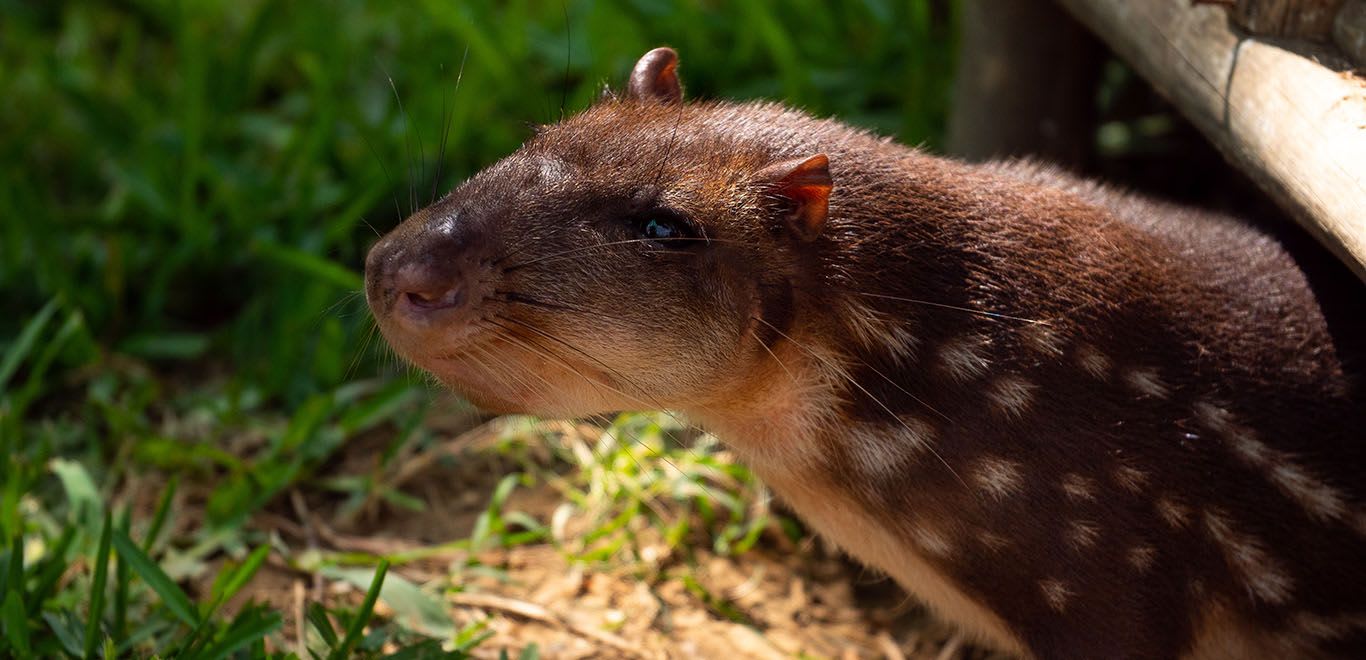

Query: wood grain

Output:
[1056, 0, 1366, 281]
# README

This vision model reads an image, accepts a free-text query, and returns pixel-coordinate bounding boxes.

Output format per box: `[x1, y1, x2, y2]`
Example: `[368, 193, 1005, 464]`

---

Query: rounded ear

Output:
[628, 47, 683, 104]
[758, 154, 833, 242]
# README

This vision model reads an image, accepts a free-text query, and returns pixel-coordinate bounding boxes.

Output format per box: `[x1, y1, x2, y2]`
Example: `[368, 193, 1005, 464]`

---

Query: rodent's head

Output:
[365, 48, 834, 415]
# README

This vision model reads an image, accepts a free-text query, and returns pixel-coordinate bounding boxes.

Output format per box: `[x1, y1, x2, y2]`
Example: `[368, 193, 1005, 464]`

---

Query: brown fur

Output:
[366, 48, 1366, 659]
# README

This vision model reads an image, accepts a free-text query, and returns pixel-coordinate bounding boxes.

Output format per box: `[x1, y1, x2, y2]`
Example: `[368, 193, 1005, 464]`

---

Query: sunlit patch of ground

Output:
[195, 399, 997, 659]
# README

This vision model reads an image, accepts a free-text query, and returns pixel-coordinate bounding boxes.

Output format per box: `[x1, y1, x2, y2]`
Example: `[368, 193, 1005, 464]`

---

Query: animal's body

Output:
[365, 48, 1366, 658]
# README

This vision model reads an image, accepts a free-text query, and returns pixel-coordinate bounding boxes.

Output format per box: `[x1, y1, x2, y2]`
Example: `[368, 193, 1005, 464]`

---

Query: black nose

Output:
[365, 210, 484, 327]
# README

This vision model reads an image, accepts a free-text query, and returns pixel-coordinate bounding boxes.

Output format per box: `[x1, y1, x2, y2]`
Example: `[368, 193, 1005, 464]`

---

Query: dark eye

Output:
[634, 212, 698, 248]
[642, 218, 680, 240]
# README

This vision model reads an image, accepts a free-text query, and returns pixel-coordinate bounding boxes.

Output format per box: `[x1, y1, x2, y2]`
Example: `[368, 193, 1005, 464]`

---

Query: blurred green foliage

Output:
[0, 0, 959, 404]
[0, 1, 960, 656]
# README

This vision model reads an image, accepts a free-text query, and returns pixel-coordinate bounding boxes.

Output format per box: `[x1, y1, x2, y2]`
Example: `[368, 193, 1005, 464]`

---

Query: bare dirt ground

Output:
[175, 403, 1001, 659]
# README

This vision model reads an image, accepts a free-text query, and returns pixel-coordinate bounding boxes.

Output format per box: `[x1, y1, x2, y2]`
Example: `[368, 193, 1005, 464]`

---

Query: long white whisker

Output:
[844, 290, 1048, 326]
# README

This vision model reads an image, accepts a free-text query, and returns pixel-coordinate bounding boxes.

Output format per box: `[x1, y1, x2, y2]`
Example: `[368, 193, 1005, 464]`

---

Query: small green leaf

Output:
[84, 511, 113, 659]
[328, 559, 388, 660]
[115, 617, 172, 656]
[113, 509, 130, 641]
[2, 591, 31, 656]
[0, 298, 59, 394]
[450, 618, 493, 651]
[42, 611, 84, 656]
[323, 565, 454, 640]
[3, 535, 21, 601]
[306, 602, 339, 648]
[189, 607, 282, 660]
[50, 458, 102, 529]
[252, 239, 363, 290]
[208, 545, 270, 615]
[143, 476, 179, 553]
[118, 332, 210, 361]
[110, 529, 199, 628]
[336, 380, 421, 435]
[488, 474, 519, 509]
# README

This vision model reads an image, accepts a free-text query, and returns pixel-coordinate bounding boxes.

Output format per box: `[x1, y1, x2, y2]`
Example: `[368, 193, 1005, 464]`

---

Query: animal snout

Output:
[364, 211, 486, 330]
[392, 260, 467, 312]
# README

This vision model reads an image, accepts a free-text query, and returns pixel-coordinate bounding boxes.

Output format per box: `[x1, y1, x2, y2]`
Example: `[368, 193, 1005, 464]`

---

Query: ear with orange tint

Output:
[759, 154, 833, 242]
[628, 47, 683, 104]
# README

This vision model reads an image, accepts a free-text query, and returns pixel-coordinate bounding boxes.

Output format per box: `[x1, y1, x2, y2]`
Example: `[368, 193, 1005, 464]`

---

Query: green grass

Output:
[0, 1, 960, 657]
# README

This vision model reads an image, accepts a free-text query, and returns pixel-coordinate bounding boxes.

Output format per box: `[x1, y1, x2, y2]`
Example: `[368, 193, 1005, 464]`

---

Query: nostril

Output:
[390, 260, 469, 316]
[404, 286, 465, 310]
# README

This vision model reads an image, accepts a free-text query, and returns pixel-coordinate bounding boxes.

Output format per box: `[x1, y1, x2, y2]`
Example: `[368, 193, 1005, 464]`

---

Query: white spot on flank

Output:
[1203, 510, 1294, 604]
[908, 523, 953, 557]
[1195, 401, 1349, 523]
[1075, 344, 1111, 380]
[1021, 324, 1064, 357]
[1065, 520, 1101, 549]
[1123, 367, 1170, 398]
[1039, 578, 1073, 613]
[846, 418, 935, 479]
[1112, 465, 1149, 494]
[976, 529, 1009, 552]
[1193, 401, 1234, 433]
[1269, 463, 1348, 522]
[1060, 473, 1097, 503]
[1229, 430, 1272, 465]
[536, 157, 571, 184]
[987, 376, 1037, 419]
[1293, 612, 1366, 639]
[937, 334, 991, 382]
[1127, 545, 1157, 572]
[845, 301, 919, 365]
[1156, 497, 1192, 529]
[971, 456, 1024, 501]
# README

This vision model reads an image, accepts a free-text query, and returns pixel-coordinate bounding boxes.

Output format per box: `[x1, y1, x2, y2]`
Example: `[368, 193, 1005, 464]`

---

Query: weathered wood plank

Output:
[1056, 0, 1366, 281]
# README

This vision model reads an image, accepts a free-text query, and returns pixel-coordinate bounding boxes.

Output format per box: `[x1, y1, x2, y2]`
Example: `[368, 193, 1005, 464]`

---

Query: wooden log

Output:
[1055, 0, 1366, 281]
[1231, 0, 1345, 39]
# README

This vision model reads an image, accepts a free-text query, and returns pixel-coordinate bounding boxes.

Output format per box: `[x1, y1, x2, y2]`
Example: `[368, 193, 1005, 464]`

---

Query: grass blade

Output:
[50, 458, 102, 530]
[2, 534, 21, 601]
[2, 590, 31, 656]
[113, 508, 131, 642]
[110, 529, 199, 628]
[190, 607, 283, 660]
[323, 565, 455, 639]
[142, 475, 179, 553]
[328, 559, 388, 660]
[306, 602, 340, 648]
[210, 543, 269, 609]
[83, 511, 113, 659]
[182, 539, 268, 653]
[0, 298, 58, 394]
[43, 611, 84, 656]
[252, 239, 363, 291]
